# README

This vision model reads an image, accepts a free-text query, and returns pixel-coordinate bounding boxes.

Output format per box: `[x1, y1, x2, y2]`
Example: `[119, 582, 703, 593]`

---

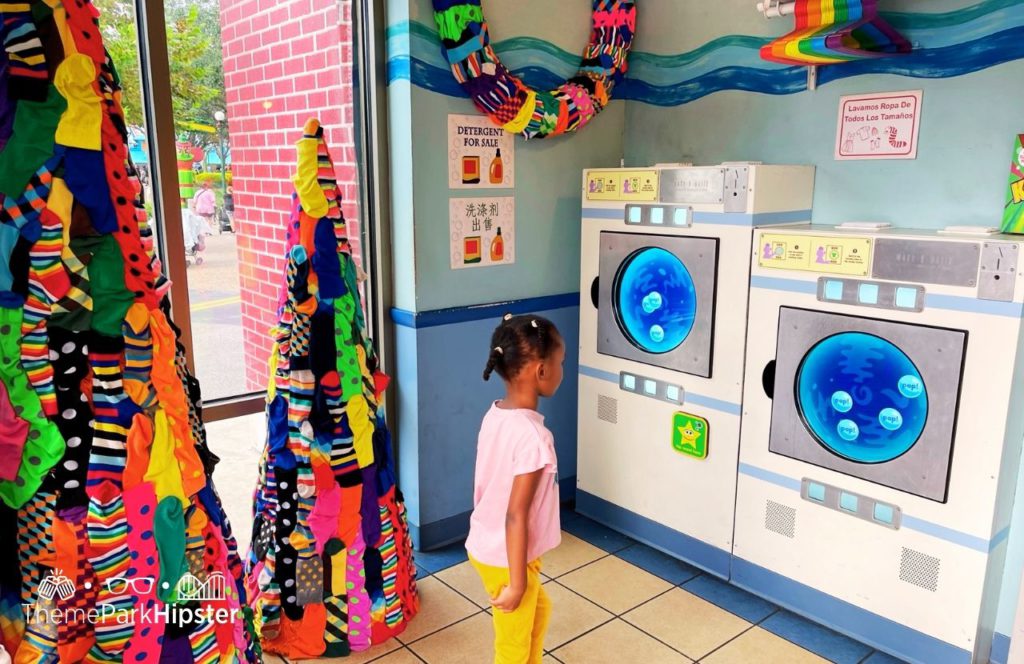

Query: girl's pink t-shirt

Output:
[465, 403, 561, 568]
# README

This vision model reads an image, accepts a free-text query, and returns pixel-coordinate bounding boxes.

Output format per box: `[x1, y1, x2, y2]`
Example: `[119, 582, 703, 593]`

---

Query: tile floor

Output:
[263, 508, 908, 664]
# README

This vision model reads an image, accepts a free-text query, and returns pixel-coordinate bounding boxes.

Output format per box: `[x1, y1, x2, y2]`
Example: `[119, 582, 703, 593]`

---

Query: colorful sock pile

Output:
[247, 118, 419, 658]
[0, 1, 257, 661]
[431, 0, 636, 139]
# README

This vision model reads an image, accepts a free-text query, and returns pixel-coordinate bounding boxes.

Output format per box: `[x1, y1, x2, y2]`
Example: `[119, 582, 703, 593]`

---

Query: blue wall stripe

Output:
[577, 490, 732, 578]
[992, 632, 1011, 664]
[391, 292, 581, 329]
[386, 28, 1024, 106]
[738, 462, 1000, 553]
[579, 364, 742, 415]
[731, 557, 972, 664]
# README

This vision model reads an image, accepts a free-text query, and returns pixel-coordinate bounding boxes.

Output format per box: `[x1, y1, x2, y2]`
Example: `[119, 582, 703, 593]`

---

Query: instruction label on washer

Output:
[758, 234, 873, 276]
[585, 170, 659, 202]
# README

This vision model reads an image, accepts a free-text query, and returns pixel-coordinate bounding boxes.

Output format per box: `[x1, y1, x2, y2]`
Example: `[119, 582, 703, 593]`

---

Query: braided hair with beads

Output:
[483, 313, 561, 382]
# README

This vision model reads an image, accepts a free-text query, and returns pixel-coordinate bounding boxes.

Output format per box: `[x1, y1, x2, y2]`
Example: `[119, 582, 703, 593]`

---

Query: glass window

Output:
[127, 0, 372, 403]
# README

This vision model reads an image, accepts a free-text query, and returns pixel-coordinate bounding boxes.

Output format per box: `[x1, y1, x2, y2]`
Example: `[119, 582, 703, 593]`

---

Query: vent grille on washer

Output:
[899, 548, 940, 592]
[765, 500, 796, 539]
[597, 395, 618, 424]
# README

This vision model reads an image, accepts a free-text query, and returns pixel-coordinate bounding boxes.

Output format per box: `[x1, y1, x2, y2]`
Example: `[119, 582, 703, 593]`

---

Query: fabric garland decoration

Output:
[431, 0, 637, 140]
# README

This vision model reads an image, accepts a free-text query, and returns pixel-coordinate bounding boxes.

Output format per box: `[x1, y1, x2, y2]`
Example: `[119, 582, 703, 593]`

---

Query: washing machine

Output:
[733, 224, 1024, 663]
[576, 164, 815, 576]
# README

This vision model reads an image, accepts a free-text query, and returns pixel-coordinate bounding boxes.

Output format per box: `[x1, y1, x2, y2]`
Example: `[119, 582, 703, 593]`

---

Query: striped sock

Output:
[31, 207, 71, 301]
[322, 539, 350, 657]
[187, 618, 219, 664]
[378, 502, 404, 628]
[85, 481, 134, 661]
[287, 369, 316, 497]
[86, 335, 140, 493]
[122, 304, 157, 409]
[20, 315, 56, 416]
[0, 0, 49, 100]
[328, 423, 360, 487]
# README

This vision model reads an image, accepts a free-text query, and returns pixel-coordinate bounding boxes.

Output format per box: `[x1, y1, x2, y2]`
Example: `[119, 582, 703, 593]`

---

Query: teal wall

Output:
[385, 0, 623, 548]
[624, 0, 1024, 229]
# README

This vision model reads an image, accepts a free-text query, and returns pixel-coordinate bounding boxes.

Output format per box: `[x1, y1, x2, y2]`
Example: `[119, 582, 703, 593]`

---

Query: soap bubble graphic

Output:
[615, 247, 697, 354]
[796, 332, 928, 463]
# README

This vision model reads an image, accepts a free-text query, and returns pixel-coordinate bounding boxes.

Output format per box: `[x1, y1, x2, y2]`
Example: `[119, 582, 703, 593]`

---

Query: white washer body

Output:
[734, 225, 1024, 663]
[576, 165, 815, 576]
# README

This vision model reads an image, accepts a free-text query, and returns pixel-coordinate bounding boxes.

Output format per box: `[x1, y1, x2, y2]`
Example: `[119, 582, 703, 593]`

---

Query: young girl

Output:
[466, 314, 565, 664]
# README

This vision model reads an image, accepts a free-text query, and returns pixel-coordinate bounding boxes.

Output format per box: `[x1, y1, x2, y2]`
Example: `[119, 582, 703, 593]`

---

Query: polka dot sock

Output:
[122, 480, 163, 663]
[0, 303, 65, 508]
[154, 496, 188, 604]
[334, 293, 363, 402]
[272, 465, 302, 621]
[346, 529, 372, 652]
[47, 328, 94, 511]
[85, 333, 141, 494]
[0, 379, 30, 481]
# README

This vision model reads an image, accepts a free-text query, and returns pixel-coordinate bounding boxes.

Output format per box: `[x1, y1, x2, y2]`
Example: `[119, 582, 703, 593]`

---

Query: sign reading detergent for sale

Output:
[835, 90, 922, 161]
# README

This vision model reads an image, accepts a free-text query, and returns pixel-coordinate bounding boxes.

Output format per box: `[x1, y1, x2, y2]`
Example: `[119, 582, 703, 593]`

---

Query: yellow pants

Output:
[470, 555, 551, 664]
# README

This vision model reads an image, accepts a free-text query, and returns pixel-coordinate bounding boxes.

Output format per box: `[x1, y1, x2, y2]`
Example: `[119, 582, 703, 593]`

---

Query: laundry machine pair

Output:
[576, 163, 816, 576]
[577, 165, 1024, 663]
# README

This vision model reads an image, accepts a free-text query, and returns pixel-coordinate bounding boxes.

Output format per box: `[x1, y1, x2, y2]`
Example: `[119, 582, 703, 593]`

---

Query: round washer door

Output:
[796, 332, 929, 464]
[613, 246, 698, 354]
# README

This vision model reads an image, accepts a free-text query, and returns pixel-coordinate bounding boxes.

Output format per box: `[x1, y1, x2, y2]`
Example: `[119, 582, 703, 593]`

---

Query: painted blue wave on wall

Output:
[389, 0, 1024, 106]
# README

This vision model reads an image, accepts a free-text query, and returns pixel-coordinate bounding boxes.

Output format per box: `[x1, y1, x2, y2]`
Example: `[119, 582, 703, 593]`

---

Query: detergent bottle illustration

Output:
[490, 227, 505, 262]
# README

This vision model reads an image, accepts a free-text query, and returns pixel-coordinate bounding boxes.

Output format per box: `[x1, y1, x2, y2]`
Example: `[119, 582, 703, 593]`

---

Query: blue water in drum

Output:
[796, 332, 928, 463]
[615, 247, 697, 354]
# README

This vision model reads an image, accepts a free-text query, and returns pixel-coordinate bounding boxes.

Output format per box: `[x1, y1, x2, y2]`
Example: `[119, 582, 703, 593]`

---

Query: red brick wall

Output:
[220, 0, 362, 391]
